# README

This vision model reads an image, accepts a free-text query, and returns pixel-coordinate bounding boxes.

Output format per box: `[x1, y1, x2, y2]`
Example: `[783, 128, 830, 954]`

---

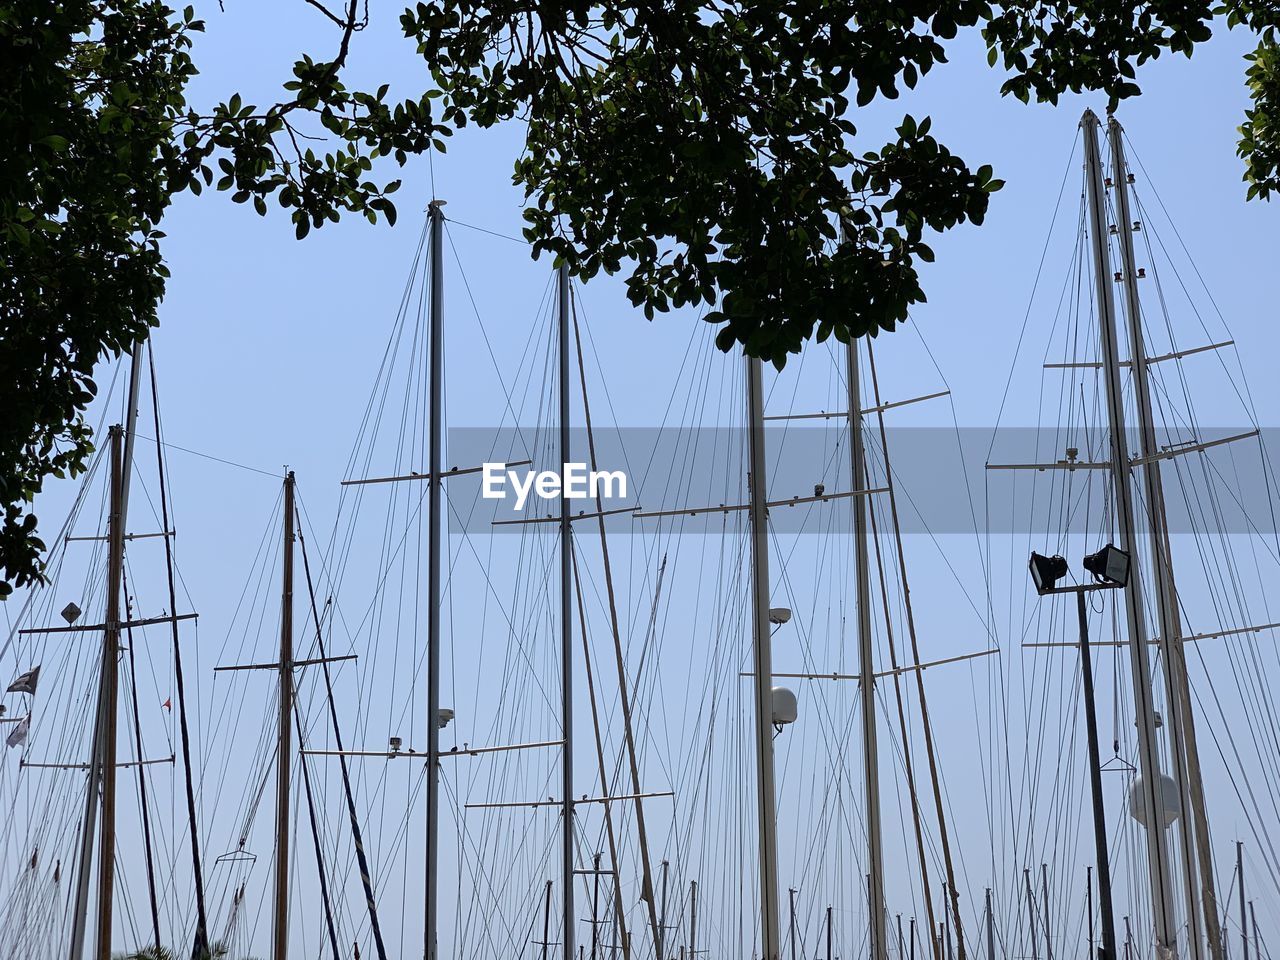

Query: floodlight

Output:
[1083, 544, 1130, 587]
[1029, 552, 1069, 595]
[768, 608, 792, 626]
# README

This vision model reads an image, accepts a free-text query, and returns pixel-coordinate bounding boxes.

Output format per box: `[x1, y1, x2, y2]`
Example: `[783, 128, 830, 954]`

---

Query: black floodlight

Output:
[1083, 543, 1130, 587]
[1029, 552, 1070, 595]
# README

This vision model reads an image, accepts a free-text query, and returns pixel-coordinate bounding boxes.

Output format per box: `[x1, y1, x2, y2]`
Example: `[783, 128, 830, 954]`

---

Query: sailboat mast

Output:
[1237, 843, 1247, 960]
[788, 888, 798, 960]
[91, 425, 125, 960]
[847, 336, 887, 960]
[118, 347, 145, 528]
[274, 471, 296, 960]
[1039, 866, 1054, 960]
[985, 889, 994, 960]
[424, 198, 446, 960]
[746, 354, 781, 960]
[559, 262, 576, 960]
[1106, 115, 1221, 960]
[73, 384, 144, 960]
[68, 693, 100, 960]
[1081, 107, 1179, 958]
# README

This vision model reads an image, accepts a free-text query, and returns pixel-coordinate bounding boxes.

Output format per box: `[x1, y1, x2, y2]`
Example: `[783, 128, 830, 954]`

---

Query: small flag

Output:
[162, 697, 171, 712]
[6, 715, 29, 748]
[6, 666, 40, 696]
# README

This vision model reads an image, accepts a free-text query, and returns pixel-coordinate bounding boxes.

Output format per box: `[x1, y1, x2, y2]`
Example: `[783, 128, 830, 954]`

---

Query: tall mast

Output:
[72, 369, 143, 960]
[788, 888, 798, 960]
[1039, 866, 1054, 960]
[985, 889, 994, 960]
[847, 336, 887, 960]
[73, 349, 203, 960]
[689, 880, 699, 960]
[1081, 107, 1179, 958]
[1106, 115, 1221, 960]
[90, 425, 125, 960]
[746, 355, 781, 960]
[274, 471, 296, 960]
[559, 262, 576, 960]
[118, 347, 145, 532]
[1237, 843, 1247, 960]
[148, 349, 212, 960]
[424, 198, 446, 960]
[1023, 869, 1038, 960]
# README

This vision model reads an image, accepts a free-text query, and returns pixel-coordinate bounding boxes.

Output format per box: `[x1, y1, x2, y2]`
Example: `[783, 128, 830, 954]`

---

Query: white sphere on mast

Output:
[771, 686, 798, 726]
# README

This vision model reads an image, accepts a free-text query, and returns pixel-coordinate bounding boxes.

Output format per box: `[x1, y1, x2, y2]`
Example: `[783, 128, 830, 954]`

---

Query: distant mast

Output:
[745, 355, 781, 960]
[1105, 114, 1221, 960]
[424, 197, 446, 960]
[1080, 107, 1179, 959]
[846, 336, 887, 960]
[559, 261, 577, 960]
[273, 471, 297, 960]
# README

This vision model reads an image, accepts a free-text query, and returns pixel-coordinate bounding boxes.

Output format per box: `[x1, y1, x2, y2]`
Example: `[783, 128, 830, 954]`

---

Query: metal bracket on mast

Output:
[739, 647, 998, 681]
[1043, 340, 1235, 370]
[302, 739, 563, 759]
[19, 613, 197, 636]
[985, 460, 1109, 472]
[215, 654, 355, 673]
[1129, 430, 1258, 466]
[1023, 620, 1280, 649]
[464, 791, 674, 811]
[493, 505, 638, 526]
[763, 390, 951, 421]
[339, 460, 532, 487]
[633, 487, 886, 520]
[22, 755, 175, 771]
[66, 530, 175, 543]
[987, 429, 1257, 472]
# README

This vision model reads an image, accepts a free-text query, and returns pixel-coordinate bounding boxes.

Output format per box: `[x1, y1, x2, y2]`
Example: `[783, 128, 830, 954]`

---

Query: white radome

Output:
[771, 686, 798, 726]
[1128, 773, 1181, 828]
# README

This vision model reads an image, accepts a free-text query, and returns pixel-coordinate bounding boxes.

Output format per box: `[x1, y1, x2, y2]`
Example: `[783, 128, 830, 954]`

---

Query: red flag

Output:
[162, 698, 171, 712]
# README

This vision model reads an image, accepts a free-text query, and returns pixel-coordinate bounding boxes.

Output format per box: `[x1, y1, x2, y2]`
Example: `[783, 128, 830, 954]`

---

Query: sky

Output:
[3, 5, 1280, 960]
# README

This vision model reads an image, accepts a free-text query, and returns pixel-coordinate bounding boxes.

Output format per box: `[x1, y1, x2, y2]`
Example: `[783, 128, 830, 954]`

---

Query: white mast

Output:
[94, 425, 126, 960]
[1081, 108, 1180, 959]
[273, 472, 296, 960]
[559, 262, 577, 960]
[70, 342, 146, 960]
[847, 336, 887, 960]
[745, 355, 781, 960]
[1106, 115, 1222, 960]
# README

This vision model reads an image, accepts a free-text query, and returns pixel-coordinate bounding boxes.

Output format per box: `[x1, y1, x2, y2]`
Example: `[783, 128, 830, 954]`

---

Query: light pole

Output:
[1029, 545, 1129, 960]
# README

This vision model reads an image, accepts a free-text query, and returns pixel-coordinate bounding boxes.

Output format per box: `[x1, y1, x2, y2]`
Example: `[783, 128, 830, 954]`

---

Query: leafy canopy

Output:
[1, 0, 199, 597]
[2, 0, 1277, 595]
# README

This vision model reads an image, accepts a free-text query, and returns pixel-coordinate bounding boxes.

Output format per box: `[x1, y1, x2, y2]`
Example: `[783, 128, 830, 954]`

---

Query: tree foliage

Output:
[2, 0, 1278, 595]
[1227, 2, 1280, 198]
[1, 0, 200, 597]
